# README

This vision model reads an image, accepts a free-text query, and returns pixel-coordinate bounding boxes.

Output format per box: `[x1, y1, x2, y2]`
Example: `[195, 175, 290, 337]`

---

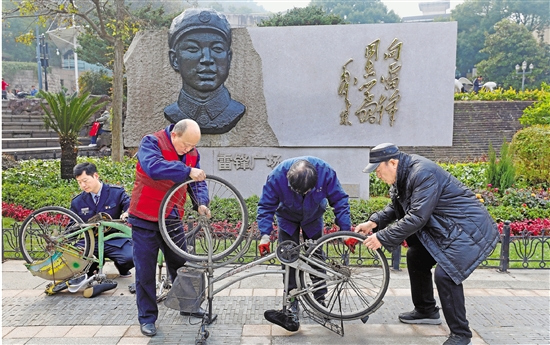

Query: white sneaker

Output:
[88, 143, 97, 147]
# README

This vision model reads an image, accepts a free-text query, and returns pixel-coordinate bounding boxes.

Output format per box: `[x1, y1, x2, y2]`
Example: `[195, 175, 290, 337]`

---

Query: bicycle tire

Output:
[19, 206, 94, 266]
[159, 175, 249, 267]
[298, 231, 390, 320]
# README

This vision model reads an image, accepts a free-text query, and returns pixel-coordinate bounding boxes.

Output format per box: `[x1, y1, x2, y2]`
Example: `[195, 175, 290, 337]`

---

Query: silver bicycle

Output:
[158, 176, 390, 344]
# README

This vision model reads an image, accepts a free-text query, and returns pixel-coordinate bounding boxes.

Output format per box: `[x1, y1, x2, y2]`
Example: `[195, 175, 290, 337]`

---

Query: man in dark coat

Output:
[356, 143, 498, 345]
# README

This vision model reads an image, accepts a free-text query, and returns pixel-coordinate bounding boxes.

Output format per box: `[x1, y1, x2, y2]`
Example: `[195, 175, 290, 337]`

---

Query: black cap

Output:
[168, 8, 231, 49]
[362, 143, 400, 173]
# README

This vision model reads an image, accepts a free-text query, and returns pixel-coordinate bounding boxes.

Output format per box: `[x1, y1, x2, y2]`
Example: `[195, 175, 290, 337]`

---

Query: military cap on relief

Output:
[168, 8, 231, 48]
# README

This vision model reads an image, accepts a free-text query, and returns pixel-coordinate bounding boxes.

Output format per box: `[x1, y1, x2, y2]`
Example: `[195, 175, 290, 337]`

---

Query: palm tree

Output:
[39, 90, 107, 179]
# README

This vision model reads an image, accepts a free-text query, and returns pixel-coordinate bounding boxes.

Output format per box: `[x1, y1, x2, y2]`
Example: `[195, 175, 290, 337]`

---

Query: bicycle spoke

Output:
[159, 176, 250, 268]
[298, 231, 390, 320]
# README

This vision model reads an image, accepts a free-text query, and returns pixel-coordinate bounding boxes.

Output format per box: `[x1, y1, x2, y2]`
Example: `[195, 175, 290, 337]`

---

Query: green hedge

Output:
[2, 157, 548, 224]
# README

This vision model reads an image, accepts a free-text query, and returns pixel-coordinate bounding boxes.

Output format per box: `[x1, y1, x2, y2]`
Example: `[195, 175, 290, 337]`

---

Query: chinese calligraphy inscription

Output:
[339, 37, 403, 127]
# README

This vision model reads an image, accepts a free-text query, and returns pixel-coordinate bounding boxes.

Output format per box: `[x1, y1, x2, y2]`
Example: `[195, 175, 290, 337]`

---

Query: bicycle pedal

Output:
[45, 281, 69, 295]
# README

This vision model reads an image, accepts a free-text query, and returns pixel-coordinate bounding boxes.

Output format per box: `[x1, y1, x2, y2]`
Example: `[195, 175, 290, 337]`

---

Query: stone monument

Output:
[124, 14, 457, 198]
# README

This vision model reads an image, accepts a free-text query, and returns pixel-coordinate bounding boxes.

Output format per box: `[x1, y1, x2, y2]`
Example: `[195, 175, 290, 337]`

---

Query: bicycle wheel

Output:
[159, 175, 249, 267]
[19, 206, 94, 265]
[298, 231, 389, 320]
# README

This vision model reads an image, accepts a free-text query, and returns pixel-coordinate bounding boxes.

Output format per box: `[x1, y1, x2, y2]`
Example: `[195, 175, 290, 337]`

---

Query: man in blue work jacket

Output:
[70, 162, 134, 295]
[257, 156, 352, 332]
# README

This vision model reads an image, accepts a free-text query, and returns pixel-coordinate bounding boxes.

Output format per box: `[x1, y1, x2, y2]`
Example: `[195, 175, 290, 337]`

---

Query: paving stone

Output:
[2, 264, 549, 344]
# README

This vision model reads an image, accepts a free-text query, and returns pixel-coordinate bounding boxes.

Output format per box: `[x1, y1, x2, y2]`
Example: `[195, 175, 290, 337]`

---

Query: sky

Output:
[255, 0, 465, 18]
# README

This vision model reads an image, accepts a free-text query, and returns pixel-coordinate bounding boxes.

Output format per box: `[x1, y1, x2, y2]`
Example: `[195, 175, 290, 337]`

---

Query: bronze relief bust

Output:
[165, 8, 246, 134]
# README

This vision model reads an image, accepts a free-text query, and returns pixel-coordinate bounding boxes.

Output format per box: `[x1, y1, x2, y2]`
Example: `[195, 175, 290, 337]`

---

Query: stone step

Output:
[2, 122, 49, 131]
[2, 146, 105, 161]
[2, 137, 92, 149]
[1, 114, 43, 122]
[2, 129, 60, 138]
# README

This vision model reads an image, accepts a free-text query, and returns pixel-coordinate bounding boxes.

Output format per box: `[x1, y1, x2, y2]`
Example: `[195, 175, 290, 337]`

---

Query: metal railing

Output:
[4, 222, 549, 270]
[387, 222, 549, 272]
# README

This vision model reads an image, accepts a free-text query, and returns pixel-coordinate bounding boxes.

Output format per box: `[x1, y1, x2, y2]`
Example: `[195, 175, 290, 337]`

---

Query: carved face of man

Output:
[170, 30, 232, 99]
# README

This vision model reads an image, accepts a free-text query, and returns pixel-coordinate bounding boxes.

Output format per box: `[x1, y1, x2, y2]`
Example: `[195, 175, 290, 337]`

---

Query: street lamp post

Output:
[39, 34, 50, 92]
[515, 61, 534, 92]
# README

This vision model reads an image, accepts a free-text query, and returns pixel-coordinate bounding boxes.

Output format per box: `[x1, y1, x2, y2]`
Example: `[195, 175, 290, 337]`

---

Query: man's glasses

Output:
[290, 185, 313, 195]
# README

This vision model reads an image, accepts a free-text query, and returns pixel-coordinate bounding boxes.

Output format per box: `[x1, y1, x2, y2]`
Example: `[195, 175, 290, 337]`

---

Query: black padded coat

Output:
[369, 153, 499, 284]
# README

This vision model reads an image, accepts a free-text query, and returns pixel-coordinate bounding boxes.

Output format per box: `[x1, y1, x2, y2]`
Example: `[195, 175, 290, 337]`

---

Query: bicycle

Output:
[17, 175, 249, 299]
[18, 207, 169, 299]
[19, 207, 133, 295]
[158, 176, 390, 344]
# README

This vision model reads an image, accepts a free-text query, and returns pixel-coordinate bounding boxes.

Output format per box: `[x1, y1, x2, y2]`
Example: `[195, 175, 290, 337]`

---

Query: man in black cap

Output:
[355, 143, 498, 345]
[164, 8, 245, 134]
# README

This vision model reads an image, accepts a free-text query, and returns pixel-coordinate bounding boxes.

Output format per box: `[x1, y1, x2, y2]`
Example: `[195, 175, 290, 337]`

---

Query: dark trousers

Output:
[278, 220, 327, 302]
[406, 234, 472, 338]
[132, 225, 187, 324]
[87, 239, 134, 277]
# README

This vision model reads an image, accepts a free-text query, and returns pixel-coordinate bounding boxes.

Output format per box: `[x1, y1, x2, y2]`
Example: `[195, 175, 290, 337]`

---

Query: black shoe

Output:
[82, 282, 117, 298]
[128, 283, 136, 294]
[443, 333, 472, 345]
[398, 308, 442, 325]
[180, 307, 206, 318]
[264, 309, 300, 332]
[140, 323, 157, 337]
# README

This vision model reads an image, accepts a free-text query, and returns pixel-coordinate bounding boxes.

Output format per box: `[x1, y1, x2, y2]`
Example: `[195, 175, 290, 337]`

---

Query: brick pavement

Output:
[2, 260, 549, 345]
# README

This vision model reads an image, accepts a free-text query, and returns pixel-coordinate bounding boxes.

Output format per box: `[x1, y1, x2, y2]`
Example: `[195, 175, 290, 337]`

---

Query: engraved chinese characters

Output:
[339, 38, 403, 127]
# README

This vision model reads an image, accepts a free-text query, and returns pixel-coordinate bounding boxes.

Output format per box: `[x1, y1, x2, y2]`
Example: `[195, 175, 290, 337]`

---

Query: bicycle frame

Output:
[192, 215, 363, 339]
[93, 221, 132, 273]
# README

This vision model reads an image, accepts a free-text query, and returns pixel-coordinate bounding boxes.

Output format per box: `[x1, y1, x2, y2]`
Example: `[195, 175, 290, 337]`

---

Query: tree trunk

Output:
[60, 143, 78, 180]
[111, 0, 125, 163]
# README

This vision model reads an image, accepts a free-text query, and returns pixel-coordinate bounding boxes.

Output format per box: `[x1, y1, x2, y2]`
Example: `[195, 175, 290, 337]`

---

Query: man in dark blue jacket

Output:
[257, 156, 352, 332]
[71, 162, 134, 279]
[356, 143, 498, 345]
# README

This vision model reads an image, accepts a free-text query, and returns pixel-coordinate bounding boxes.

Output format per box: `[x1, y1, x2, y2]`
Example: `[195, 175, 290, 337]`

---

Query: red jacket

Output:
[129, 129, 197, 222]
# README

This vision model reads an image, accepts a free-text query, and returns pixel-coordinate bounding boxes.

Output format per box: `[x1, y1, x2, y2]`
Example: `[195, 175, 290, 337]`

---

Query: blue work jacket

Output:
[257, 156, 351, 237]
[70, 183, 131, 247]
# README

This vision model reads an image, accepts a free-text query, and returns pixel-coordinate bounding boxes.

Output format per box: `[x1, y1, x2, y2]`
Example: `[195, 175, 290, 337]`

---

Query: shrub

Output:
[439, 162, 487, 190]
[454, 86, 546, 101]
[519, 82, 550, 126]
[2, 158, 548, 226]
[510, 124, 550, 185]
[2, 157, 136, 209]
[486, 141, 515, 191]
[487, 143, 498, 188]
[322, 197, 390, 227]
[369, 175, 390, 197]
